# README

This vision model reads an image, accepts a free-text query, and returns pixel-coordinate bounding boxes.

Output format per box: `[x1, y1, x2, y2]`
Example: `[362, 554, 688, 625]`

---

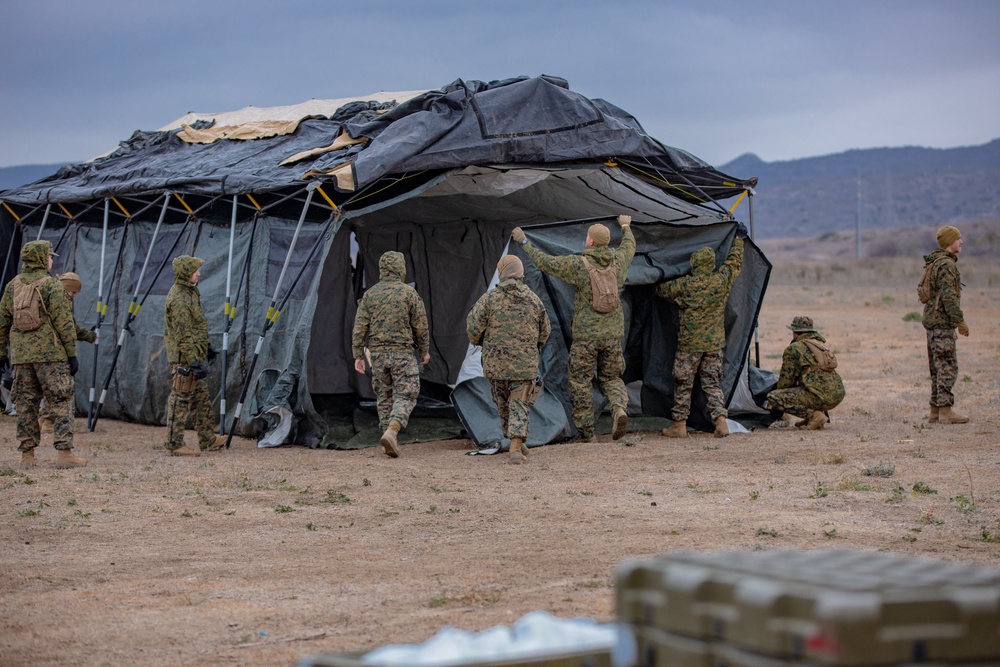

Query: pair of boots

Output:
[170, 435, 227, 457]
[381, 419, 402, 458]
[929, 405, 968, 424]
[509, 437, 529, 465]
[21, 449, 87, 469]
[660, 415, 729, 439]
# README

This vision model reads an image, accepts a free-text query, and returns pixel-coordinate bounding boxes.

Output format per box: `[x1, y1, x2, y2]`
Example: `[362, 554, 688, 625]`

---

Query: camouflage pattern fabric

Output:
[671, 349, 725, 422]
[466, 278, 550, 381]
[370, 352, 420, 429]
[165, 373, 216, 451]
[521, 226, 635, 342]
[656, 238, 743, 352]
[164, 256, 208, 366]
[489, 379, 532, 440]
[926, 328, 958, 407]
[567, 338, 627, 437]
[767, 331, 845, 419]
[352, 252, 429, 358]
[0, 241, 77, 364]
[12, 361, 74, 451]
[921, 249, 963, 330]
[39, 313, 95, 429]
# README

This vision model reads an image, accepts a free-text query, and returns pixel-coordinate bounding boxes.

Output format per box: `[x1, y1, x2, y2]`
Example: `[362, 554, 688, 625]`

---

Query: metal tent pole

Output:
[34, 204, 52, 241]
[747, 189, 760, 368]
[86, 201, 110, 429]
[219, 195, 238, 434]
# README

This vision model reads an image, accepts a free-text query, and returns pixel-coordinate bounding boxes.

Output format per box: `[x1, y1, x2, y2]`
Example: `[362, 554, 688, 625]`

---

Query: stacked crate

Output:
[615, 549, 1000, 667]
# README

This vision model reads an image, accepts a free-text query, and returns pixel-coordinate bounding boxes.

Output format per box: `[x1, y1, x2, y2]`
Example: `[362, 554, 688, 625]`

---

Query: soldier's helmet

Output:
[786, 315, 816, 333]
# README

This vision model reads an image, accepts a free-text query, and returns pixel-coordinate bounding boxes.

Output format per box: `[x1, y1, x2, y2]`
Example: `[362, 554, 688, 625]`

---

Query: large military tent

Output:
[0, 75, 771, 448]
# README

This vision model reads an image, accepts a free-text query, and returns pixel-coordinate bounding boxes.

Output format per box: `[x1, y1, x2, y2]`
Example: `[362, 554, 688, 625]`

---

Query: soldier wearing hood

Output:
[656, 229, 745, 438]
[467, 255, 551, 464]
[922, 225, 970, 424]
[163, 255, 225, 456]
[512, 215, 635, 442]
[0, 240, 85, 469]
[352, 251, 430, 457]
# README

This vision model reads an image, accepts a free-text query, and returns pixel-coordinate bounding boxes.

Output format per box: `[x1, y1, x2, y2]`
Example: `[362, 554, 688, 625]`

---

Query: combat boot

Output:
[20, 450, 36, 469]
[938, 406, 969, 424]
[928, 405, 939, 423]
[380, 419, 402, 457]
[661, 421, 688, 438]
[612, 408, 628, 440]
[508, 437, 527, 465]
[168, 446, 200, 457]
[797, 412, 826, 431]
[714, 416, 729, 438]
[201, 434, 227, 452]
[576, 430, 596, 443]
[55, 449, 87, 468]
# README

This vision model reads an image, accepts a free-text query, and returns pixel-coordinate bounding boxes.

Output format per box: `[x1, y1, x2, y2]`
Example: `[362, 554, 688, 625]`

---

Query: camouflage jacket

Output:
[776, 332, 845, 404]
[0, 244, 77, 364]
[352, 252, 430, 358]
[467, 278, 551, 380]
[164, 256, 209, 366]
[656, 238, 743, 352]
[921, 249, 963, 330]
[522, 226, 635, 341]
[74, 318, 97, 344]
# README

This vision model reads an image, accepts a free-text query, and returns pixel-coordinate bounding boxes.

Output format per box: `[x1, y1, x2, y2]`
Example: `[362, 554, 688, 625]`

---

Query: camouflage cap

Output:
[787, 315, 816, 333]
[22, 239, 57, 260]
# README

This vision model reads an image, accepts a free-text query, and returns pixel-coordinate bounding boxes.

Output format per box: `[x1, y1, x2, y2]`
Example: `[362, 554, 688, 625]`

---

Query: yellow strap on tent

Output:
[728, 190, 748, 213]
[173, 193, 194, 214]
[246, 194, 262, 211]
[619, 162, 709, 204]
[316, 185, 338, 211]
[112, 197, 130, 218]
[2, 201, 20, 221]
[58, 203, 74, 220]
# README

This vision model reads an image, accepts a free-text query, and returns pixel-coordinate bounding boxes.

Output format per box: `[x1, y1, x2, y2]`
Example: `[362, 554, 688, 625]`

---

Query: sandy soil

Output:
[2, 261, 999, 667]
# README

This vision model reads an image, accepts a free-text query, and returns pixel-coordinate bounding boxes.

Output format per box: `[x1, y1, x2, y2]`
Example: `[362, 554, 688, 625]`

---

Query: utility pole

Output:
[855, 167, 862, 259]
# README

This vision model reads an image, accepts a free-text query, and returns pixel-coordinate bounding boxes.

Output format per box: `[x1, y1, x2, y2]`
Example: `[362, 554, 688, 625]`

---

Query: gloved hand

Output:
[189, 361, 208, 380]
[617, 214, 632, 227]
[207, 346, 218, 364]
[511, 227, 526, 244]
[68, 356, 79, 375]
[957, 321, 970, 337]
[735, 222, 749, 239]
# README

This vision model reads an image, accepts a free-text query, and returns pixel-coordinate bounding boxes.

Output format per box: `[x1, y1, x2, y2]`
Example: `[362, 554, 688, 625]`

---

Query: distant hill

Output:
[0, 163, 69, 191]
[720, 139, 1000, 239]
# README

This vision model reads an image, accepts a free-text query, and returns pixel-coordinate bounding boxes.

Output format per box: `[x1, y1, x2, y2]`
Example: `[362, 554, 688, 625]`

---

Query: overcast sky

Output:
[2, 0, 998, 169]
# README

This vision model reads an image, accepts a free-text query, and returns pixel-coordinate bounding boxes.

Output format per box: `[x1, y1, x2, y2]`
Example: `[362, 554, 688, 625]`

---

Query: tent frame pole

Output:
[219, 195, 238, 434]
[34, 205, 52, 241]
[747, 189, 760, 368]
[87, 201, 111, 430]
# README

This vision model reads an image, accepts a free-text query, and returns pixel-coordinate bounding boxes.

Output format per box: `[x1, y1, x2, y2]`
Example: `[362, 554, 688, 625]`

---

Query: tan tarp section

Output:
[279, 130, 368, 166]
[177, 119, 303, 144]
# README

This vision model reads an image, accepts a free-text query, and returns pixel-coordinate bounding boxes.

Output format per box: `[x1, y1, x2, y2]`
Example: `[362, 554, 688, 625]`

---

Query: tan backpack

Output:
[801, 338, 838, 372]
[11, 276, 53, 332]
[917, 256, 950, 305]
[581, 257, 620, 314]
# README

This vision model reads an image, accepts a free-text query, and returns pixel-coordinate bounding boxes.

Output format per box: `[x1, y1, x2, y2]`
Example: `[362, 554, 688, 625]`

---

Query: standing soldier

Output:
[163, 255, 225, 457]
[352, 251, 430, 458]
[0, 240, 85, 469]
[658, 226, 746, 438]
[922, 225, 969, 424]
[766, 316, 845, 430]
[467, 255, 551, 464]
[512, 215, 635, 442]
[38, 272, 96, 441]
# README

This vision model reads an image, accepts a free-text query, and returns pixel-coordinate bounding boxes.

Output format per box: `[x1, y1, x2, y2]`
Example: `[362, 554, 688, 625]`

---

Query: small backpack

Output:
[11, 276, 52, 332]
[801, 338, 838, 372]
[917, 256, 949, 305]
[581, 257, 620, 314]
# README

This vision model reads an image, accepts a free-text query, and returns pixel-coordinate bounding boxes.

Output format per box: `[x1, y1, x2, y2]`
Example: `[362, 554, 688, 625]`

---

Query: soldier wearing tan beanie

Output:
[922, 225, 969, 424]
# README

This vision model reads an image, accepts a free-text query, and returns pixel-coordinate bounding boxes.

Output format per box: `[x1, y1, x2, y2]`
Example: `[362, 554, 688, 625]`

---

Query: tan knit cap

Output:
[497, 255, 524, 280]
[59, 272, 83, 293]
[936, 225, 961, 249]
[588, 224, 610, 247]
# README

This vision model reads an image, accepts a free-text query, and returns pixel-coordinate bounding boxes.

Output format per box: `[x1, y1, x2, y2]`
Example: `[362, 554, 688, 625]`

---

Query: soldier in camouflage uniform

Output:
[164, 255, 225, 457]
[657, 228, 745, 438]
[0, 240, 86, 469]
[766, 316, 845, 431]
[467, 255, 551, 464]
[922, 225, 970, 424]
[512, 215, 635, 442]
[39, 272, 96, 440]
[352, 251, 430, 457]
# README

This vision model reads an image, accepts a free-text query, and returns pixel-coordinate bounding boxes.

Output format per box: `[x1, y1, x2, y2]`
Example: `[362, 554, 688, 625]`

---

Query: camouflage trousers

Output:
[489, 379, 533, 440]
[926, 327, 958, 407]
[370, 352, 420, 430]
[672, 349, 725, 422]
[568, 338, 627, 437]
[12, 361, 75, 452]
[766, 387, 836, 420]
[165, 373, 216, 451]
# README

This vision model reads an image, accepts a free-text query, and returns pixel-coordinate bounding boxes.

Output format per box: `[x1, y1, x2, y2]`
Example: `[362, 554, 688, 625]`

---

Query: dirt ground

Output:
[2, 258, 999, 667]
